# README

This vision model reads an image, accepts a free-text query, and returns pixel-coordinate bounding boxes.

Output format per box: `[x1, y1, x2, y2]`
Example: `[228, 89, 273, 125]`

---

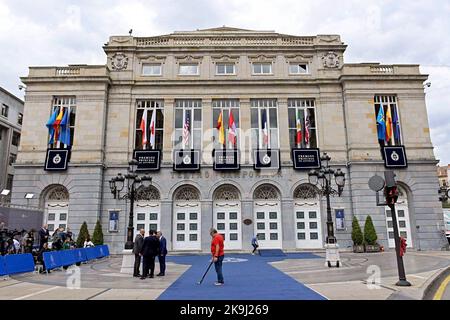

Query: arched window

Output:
[213, 185, 240, 201]
[174, 185, 200, 201]
[293, 184, 319, 199]
[46, 185, 69, 202]
[136, 186, 160, 201]
[253, 184, 280, 200]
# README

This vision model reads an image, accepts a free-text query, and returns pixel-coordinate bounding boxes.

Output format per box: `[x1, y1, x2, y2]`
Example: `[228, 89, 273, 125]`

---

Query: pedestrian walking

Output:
[140, 230, 160, 279]
[251, 235, 259, 255]
[133, 229, 145, 277]
[156, 231, 167, 276]
[210, 228, 225, 286]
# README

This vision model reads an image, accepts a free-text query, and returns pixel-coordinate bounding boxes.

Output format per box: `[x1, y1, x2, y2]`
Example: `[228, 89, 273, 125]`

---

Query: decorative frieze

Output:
[110, 52, 129, 71]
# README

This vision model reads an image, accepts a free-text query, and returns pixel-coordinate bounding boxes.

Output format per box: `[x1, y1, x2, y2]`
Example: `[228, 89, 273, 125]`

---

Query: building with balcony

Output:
[11, 27, 445, 253]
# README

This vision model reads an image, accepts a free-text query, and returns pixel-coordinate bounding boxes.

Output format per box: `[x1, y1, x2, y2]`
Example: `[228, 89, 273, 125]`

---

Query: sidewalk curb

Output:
[422, 266, 450, 300]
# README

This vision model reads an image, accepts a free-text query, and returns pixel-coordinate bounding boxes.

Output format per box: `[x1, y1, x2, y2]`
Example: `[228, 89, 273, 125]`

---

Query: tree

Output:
[351, 216, 363, 246]
[76, 221, 90, 248]
[92, 220, 104, 245]
[364, 215, 378, 245]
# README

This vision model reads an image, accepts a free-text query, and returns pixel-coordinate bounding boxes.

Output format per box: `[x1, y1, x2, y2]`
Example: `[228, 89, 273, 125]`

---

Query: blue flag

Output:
[59, 109, 71, 146]
[376, 106, 386, 141]
[392, 107, 400, 141]
[46, 109, 58, 144]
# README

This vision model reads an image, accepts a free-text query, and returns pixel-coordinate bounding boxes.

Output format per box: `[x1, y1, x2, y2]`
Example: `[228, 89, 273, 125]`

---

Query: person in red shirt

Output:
[210, 228, 224, 286]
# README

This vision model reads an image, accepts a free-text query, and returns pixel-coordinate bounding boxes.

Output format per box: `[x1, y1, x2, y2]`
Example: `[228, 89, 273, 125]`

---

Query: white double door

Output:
[385, 204, 412, 248]
[254, 201, 282, 249]
[294, 203, 323, 249]
[173, 202, 201, 250]
[45, 203, 69, 234]
[134, 202, 161, 236]
[213, 202, 242, 250]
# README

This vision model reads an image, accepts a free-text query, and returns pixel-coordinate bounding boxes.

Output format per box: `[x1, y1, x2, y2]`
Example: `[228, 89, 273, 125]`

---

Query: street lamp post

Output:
[308, 153, 346, 267]
[109, 159, 152, 250]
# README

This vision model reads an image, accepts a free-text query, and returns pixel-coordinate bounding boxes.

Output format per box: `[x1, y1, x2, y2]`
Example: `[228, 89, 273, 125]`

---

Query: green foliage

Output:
[76, 221, 90, 248]
[92, 220, 104, 245]
[363, 215, 378, 245]
[351, 216, 363, 245]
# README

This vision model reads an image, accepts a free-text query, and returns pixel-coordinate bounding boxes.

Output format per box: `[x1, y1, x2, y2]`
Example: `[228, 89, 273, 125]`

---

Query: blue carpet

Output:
[258, 249, 286, 257]
[157, 253, 326, 300]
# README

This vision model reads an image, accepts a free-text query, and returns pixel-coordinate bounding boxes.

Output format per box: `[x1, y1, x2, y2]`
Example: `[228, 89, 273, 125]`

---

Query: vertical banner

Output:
[335, 209, 345, 230]
[109, 210, 119, 232]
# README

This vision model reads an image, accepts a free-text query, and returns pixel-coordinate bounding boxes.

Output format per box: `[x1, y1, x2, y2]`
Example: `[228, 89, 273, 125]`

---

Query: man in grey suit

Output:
[133, 229, 145, 277]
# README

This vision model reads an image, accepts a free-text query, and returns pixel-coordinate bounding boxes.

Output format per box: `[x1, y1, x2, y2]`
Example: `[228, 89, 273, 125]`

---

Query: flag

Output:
[46, 109, 58, 144]
[261, 109, 269, 148]
[393, 107, 401, 141]
[376, 106, 386, 141]
[217, 111, 225, 147]
[149, 110, 156, 149]
[183, 111, 191, 149]
[53, 108, 64, 143]
[59, 108, 71, 146]
[228, 109, 237, 148]
[296, 110, 302, 148]
[385, 106, 392, 143]
[140, 109, 148, 149]
[304, 111, 310, 146]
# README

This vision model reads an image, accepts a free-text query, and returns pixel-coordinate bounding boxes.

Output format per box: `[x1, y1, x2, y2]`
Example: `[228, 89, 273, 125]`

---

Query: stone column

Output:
[240, 98, 251, 165]
[162, 98, 175, 164]
[241, 200, 254, 251]
[281, 199, 296, 250]
[278, 98, 291, 163]
[160, 200, 173, 250]
[201, 200, 213, 251]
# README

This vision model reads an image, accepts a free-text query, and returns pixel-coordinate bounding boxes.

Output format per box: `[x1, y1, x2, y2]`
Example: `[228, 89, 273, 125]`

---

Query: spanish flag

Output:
[296, 110, 302, 148]
[386, 106, 392, 143]
[217, 111, 225, 146]
[53, 108, 64, 142]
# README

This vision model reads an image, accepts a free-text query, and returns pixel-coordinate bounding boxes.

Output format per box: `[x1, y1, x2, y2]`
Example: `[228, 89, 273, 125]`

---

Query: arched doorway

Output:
[253, 184, 282, 249]
[134, 186, 161, 236]
[43, 185, 69, 235]
[213, 185, 242, 250]
[172, 185, 201, 250]
[385, 186, 413, 248]
[293, 184, 323, 249]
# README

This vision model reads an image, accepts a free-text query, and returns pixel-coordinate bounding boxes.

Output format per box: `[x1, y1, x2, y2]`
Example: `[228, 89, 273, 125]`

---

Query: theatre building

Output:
[12, 27, 445, 254]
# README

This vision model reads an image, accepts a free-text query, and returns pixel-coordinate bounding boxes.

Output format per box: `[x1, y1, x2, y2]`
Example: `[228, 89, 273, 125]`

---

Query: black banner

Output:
[213, 149, 240, 171]
[292, 148, 321, 170]
[253, 149, 280, 170]
[383, 146, 408, 168]
[173, 149, 201, 171]
[44, 149, 69, 171]
[134, 150, 161, 171]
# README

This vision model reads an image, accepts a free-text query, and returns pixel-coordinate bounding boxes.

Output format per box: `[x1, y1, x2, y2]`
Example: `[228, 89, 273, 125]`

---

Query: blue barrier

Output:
[4, 254, 35, 275]
[43, 251, 63, 270]
[103, 245, 110, 257]
[85, 247, 98, 260]
[0, 256, 6, 276]
[59, 250, 77, 266]
[73, 248, 88, 263]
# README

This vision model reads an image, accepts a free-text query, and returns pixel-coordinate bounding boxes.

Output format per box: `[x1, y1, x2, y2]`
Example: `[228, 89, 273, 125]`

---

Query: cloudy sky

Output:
[1, 0, 449, 165]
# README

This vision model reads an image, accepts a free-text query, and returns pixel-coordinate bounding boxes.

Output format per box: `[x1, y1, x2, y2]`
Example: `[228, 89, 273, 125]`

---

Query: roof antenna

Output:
[129, 29, 133, 36]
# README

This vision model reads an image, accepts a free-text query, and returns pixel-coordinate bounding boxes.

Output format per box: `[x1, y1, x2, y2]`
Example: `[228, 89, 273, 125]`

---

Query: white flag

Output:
[140, 109, 148, 149]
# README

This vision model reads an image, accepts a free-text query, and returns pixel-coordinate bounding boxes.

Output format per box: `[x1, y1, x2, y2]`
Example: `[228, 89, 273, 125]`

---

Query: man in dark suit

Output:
[139, 230, 160, 279]
[38, 224, 49, 249]
[132, 229, 145, 277]
[156, 231, 167, 276]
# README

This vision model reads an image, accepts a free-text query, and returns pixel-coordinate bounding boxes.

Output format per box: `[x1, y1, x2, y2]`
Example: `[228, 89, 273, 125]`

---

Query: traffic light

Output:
[384, 171, 398, 204]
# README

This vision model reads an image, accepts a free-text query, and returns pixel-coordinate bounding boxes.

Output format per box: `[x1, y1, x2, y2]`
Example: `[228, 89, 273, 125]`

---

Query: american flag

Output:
[183, 111, 191, 149]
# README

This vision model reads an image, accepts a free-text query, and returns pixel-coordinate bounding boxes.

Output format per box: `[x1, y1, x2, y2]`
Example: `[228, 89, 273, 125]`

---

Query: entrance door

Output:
[254, 201, 282, 249]
[214, 202, 242, 250]
[173, 202, 201, 250]
[46, 203, 69, 234]
[294, 204, 323, 249]
[385, 204, 412, 248]
[134, 202, 160, 236]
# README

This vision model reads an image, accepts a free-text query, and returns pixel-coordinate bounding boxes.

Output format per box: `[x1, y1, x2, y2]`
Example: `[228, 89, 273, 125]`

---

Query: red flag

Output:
[228, 110, 237, 148]
[140, 109, 148, 149]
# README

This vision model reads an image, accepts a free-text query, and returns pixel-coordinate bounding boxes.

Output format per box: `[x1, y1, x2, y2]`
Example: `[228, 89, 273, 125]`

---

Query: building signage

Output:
[253, 149, 280, 170]
[108, 210, 120, 232]
[213, 149, 240, 171]
[44, 149, 69, 171]
[134, 150, 161, 171]
[335, 209, 345, 230]
[173, 149, 201, 171]
[383, 146, 408, 168]
[292, 148, 321, 170]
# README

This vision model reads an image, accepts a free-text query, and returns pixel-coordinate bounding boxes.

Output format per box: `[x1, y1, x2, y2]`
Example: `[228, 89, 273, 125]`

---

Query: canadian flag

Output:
[140, 109, 148, 149]
[149, 110, 156, 149]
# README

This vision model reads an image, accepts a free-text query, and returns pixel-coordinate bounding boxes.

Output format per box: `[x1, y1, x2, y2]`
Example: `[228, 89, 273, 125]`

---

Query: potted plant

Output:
[351, 216, 364, 253]
[92, 220, 104, 245]
[364, 215, 380, 252]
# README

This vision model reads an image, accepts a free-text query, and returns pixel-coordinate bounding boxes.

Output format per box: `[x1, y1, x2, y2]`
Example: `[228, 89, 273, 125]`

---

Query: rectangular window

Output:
[8, 153, 16, 166]
[288, 99, 317, 149]
[216, 63, 235, 75]
[179, 64, 199, 75]
[6, 174, 13, 190]
[252, 63, 272, 74]
[250, 99, 279, 149]
[135, 100, 164, 150]
[50, 97, 76, 148]
[1, 104, 8, 118]
[142, 64, 162, 76]
[212, 99, 240, 149]
[18, 113, 23, 125]
[174, 99, 202, 150]
[289, 63, 309, 74]
[11, 132, 21, 147]
[374, 95, 402, 146]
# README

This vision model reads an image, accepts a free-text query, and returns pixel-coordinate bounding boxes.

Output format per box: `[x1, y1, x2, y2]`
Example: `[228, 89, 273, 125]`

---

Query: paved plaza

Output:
[0, 250, 448, 300]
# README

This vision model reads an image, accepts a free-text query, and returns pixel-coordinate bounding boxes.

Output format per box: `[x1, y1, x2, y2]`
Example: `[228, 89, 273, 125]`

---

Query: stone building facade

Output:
[11, 27, 445, 253]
